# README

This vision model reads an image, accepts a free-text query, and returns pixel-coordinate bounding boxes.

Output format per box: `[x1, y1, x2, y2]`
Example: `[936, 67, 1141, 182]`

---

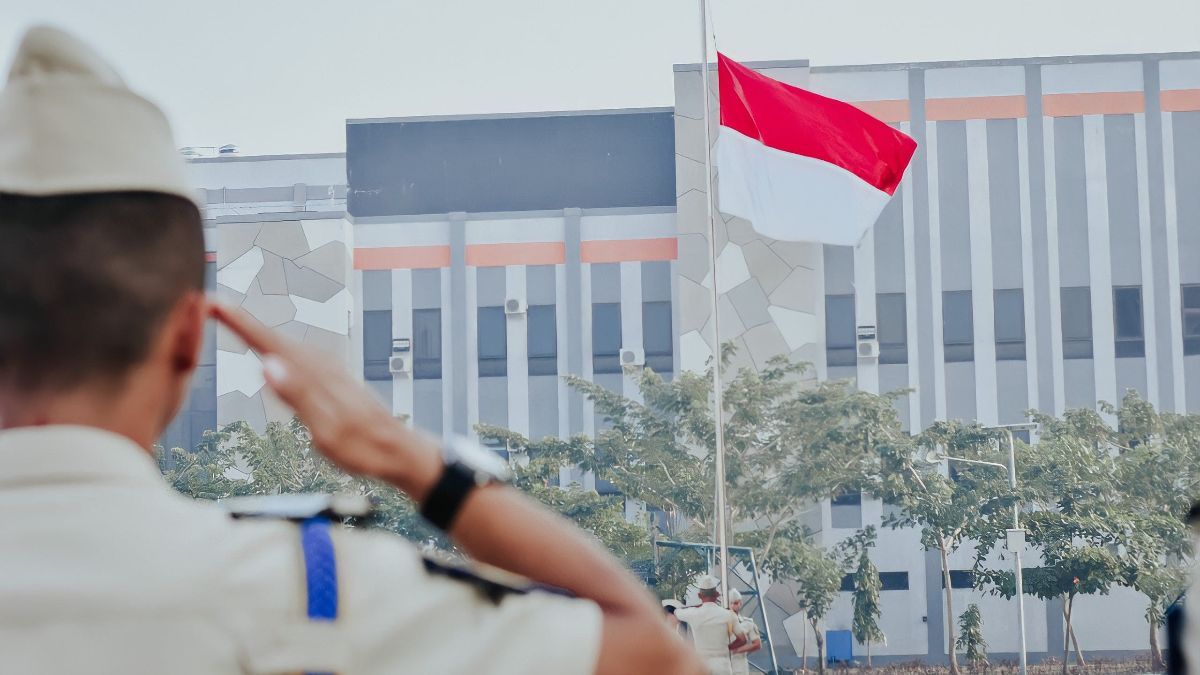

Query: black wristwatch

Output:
[419, 436, 512, 531]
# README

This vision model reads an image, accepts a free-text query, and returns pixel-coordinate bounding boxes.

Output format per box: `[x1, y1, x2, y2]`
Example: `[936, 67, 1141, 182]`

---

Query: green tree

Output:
[877, 421, 1014, 675]
[760, 532, 845, 675]
[1108, 391, 1200, 669]
[956, 604, 988, 669]
[850, 543, 885, 667]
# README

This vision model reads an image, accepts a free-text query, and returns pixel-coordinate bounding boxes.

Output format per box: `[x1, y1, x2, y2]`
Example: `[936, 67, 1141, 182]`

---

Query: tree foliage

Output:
[956, 604, 988, 668]
[846, 528, 885, 667]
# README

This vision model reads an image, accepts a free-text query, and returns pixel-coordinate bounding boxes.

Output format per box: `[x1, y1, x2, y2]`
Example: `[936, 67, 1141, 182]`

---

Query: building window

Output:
[943, 290, 974, 362]
[831, 490, 862, 529]
[363, 310, 393, 381]
[1185, 285, 1200, 356]
[944, 570, 976, 589]
[825, 295, 856, 367]
[994, 289, 1026, 361]
[528, 305, 557, 376]
[643, 301, 673, 373]
[478, 306, 507, 377]
[1061, 286, 1093, 359]
[1113, 286, 1145, 358]
[877, 293, 908, 364]
[841, 571, 910, 592]
[413, 308, 442, 379]
[592, 303, 622, 374]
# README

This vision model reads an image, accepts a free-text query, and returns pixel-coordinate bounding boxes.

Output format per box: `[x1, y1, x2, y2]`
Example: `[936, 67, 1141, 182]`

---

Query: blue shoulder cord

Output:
[300, 517, 338, 675]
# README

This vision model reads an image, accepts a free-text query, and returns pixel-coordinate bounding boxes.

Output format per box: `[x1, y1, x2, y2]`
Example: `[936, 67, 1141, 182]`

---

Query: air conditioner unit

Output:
[504, 298, 526, 315]
[856, 324, 879, 360]
[388, 355, 412, 375]
[619, 348, 645, 367]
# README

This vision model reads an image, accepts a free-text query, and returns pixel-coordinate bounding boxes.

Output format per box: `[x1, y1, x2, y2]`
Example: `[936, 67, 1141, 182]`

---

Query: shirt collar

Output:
[0, 424, 166, 489]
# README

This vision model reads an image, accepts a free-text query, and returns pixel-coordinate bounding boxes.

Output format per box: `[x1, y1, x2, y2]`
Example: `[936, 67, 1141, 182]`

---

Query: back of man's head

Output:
[0, 26, 203, 418]
[0, 192, 203, 393]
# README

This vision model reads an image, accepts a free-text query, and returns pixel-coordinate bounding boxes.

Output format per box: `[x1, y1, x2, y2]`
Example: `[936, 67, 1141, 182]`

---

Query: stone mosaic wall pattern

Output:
[673, 65, 823, 377]
[215, 217, 353, 430]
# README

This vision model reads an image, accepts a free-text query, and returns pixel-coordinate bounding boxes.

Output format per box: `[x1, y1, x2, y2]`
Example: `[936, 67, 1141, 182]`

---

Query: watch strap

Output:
[419, 461, 478, 532]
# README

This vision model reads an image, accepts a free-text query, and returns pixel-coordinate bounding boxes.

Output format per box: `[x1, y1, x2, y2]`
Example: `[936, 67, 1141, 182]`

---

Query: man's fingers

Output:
[209, 302, 290, 357]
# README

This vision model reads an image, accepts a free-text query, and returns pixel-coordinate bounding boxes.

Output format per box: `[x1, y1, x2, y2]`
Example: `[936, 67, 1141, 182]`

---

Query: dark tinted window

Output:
[528, 305, 557, 376]
[994, 289, 1026, 360]
[877, 293, 907, 364]
[841, 571, 910, 592]
[363, 310, 393, 381]
[643, 301, 673, 373]
[593, 303, 622, 374]
[1113, 286, 1145, 358]
[1061, 287, 1093, 359]
[413, 308, 442, 379]
[1185, 285, 1200, 356]
[478, 307, 507, 377]
[944, 570, 975, 589]
[943, 290, 974, 362]
[831, 491, 862, 506]
[826, 295, 856, 367]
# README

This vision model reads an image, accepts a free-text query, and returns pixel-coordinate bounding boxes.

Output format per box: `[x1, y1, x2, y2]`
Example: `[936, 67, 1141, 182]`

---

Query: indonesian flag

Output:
[716, 53, 917, 245]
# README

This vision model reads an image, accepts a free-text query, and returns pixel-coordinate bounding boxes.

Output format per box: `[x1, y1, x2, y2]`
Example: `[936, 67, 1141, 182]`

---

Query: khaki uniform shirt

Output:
[675, 602, 736, 675]
[0, 426, 602, 674]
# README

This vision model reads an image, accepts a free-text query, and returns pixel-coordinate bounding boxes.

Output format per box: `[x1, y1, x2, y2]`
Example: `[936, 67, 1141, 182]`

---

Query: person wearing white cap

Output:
[674, 575, 746, 675]
[726, 589, 763, 675]
[0, 25, 704, 675]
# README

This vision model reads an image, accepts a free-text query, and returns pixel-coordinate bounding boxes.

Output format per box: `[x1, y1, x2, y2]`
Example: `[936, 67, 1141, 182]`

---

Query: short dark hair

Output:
[0, 192, 204, 393]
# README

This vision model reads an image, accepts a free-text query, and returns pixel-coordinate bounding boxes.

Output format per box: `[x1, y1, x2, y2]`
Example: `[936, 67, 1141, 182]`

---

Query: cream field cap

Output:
[0, 25, 199, 206]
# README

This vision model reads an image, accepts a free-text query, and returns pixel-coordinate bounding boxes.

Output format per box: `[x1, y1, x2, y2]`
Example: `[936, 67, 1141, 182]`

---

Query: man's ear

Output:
[168, 291, 207, 374]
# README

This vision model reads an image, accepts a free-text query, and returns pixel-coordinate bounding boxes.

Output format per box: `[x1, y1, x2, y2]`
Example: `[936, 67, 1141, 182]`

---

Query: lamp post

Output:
[929, 421, 1036, 675]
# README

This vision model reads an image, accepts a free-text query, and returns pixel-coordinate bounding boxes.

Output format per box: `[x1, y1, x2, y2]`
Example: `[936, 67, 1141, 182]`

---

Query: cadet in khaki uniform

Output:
[0, 26, 703, 675]
[675, 576, 745, 675]
[727, 589, 763, 675]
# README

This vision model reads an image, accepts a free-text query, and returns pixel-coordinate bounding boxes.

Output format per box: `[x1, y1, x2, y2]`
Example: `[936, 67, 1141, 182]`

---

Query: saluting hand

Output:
[209, 302, 441, 500]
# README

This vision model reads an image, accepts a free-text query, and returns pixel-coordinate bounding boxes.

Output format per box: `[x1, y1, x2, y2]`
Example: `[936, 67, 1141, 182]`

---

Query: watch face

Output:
[448, 436, 513, 482]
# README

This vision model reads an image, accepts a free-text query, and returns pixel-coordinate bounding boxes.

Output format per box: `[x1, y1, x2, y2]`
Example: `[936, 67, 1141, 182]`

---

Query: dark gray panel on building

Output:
[874, 194, 906, 294]
[413, 379, 443, 435]
[1054, 116, 1090, 287]
[527, 265, 557, 305]
[1064, 359, 1097, 410]
[476, 266, 506, 307]
[944, 361, 977, 421]
[412, 268, 442, 309]
[347, 112, 676, 216]
[822, 245, 854, 296]
[362, 269, 392, 311]
[987, 119, 1023, 290]
[996, 361, 1029, 423]
[477, 376, 508, 428]
[1175, 112, 1200, 285]
[641, 261, 672, 302]
[528, 375, 560, 441]
[591, 263, 621, 303]
[1105, 115, 1142, 288]
[937, 121, 972, 291]
[1116, 357, 1148, 404]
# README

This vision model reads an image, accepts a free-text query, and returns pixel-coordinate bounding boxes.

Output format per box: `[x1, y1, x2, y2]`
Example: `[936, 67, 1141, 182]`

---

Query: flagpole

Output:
[696, 0, 731, 606]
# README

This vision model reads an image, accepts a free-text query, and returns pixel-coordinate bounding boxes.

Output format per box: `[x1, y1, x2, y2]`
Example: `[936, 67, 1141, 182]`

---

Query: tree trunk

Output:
[1068, 615, 1085, 666]
[813, 618, 826, 675]
[801, 619, 809, 673]
[1150, 616, 1165, 672]
[1061, 594, 1074, 675]
[940, 542, 960, 675]
[867, 638, 872, 669]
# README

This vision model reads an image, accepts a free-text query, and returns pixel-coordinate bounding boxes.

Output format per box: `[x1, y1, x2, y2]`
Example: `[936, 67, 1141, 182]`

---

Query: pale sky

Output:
[3, 0, 1197, 155]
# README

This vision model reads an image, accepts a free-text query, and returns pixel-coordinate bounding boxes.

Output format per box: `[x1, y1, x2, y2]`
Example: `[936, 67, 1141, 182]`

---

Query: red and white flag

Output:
[716, 53, 917, 246]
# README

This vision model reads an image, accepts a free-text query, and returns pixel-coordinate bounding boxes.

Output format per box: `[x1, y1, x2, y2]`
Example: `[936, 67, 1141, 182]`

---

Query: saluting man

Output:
[727, 589, 763, 675]
[675, 576, 746, 675]
[0, 25, 703, 675]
